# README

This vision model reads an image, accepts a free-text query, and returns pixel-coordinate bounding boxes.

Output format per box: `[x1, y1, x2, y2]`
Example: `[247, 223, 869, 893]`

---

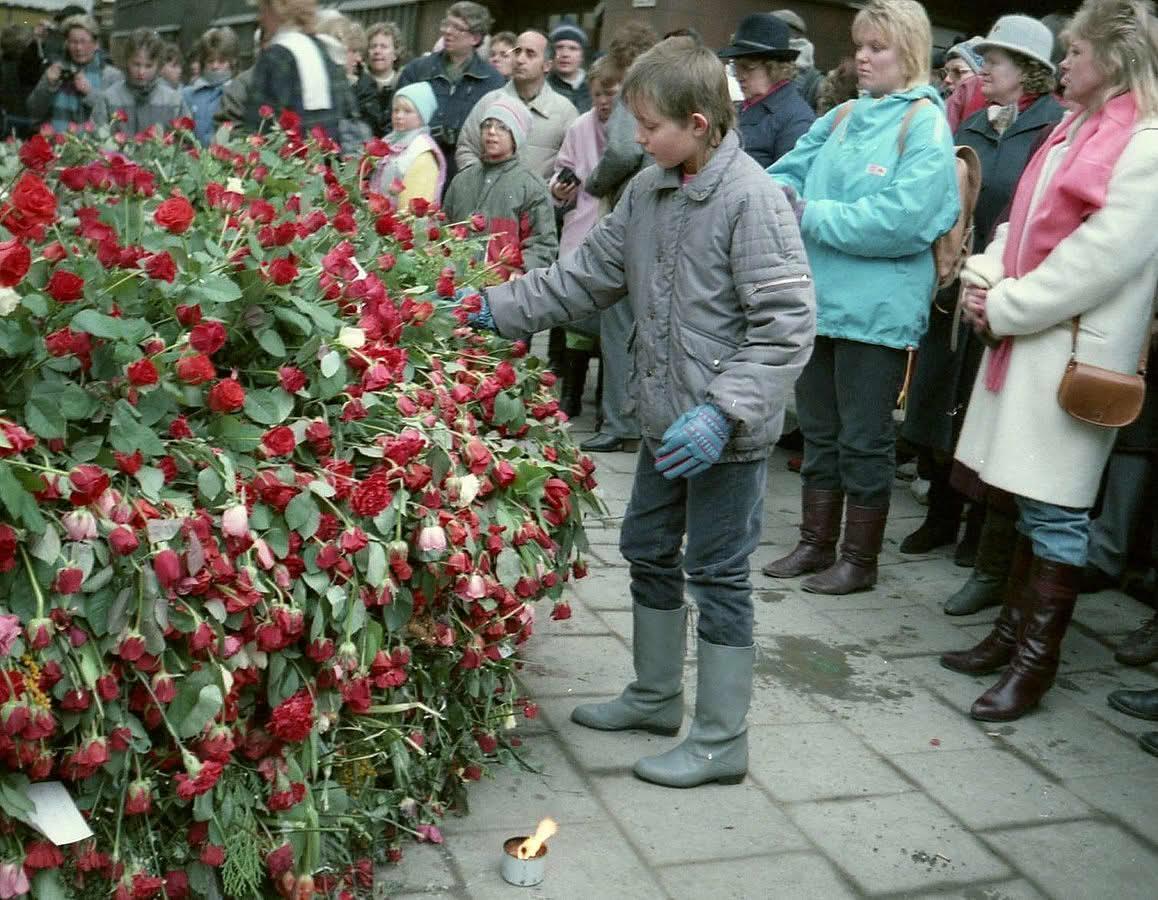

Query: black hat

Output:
[718, 13, 798, 61]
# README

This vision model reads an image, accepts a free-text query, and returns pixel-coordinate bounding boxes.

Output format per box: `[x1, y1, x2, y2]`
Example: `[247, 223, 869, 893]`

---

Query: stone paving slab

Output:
[376, 406, 1158, 898]
[978, 820, 1158, 900]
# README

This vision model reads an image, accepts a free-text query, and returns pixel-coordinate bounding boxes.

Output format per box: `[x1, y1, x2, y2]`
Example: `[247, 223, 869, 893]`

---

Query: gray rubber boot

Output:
[571, 604, 687, 736]
[632, 638, 754, 788]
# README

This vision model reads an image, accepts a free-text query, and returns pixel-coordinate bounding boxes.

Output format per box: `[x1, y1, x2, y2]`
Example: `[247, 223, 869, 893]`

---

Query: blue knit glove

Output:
[654, 404, 732, 479]
[466, 291, 495, 331]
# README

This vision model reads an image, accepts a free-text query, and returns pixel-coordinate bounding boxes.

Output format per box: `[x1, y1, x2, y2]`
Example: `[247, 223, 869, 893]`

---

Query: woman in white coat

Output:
[941, 0, 1158, 722]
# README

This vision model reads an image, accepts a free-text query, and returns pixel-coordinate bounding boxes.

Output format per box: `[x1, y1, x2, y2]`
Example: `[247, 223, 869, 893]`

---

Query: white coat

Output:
[955, 120, 1158, 508]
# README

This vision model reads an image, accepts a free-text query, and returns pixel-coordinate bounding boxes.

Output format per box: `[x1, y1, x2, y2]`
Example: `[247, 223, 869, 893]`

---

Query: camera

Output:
[57, 65, 77, 83]
[556, 166, 580, 188]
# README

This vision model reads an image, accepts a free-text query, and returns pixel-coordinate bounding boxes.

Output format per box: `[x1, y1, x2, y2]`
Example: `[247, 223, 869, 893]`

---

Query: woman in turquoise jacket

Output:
[764, 0, 960, 595]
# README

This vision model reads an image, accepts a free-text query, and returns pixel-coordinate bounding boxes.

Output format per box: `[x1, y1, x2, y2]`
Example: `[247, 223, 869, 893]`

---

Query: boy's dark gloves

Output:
[654, 404, 732, 479]
[462, 290, 495, 331]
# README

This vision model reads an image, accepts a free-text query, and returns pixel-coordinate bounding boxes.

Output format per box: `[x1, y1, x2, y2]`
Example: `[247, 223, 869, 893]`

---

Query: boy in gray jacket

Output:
[474, 40, 815, 788]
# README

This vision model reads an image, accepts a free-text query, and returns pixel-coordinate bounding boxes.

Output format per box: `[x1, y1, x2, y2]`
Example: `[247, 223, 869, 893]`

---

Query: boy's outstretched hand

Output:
[654, 404, 732, 479]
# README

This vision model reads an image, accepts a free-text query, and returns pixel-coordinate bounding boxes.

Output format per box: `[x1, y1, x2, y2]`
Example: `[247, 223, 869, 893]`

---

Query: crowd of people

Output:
[3, 0, 1158, 784]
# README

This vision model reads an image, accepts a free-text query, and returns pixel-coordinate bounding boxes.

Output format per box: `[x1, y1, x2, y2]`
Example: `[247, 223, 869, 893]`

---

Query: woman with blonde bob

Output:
[941, 0, 1158, 723]
[765, 0, 960, 595]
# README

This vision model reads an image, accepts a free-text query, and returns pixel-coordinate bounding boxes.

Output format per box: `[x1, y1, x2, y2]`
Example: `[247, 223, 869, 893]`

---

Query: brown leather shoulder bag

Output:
[1056, 316, 1148, 427]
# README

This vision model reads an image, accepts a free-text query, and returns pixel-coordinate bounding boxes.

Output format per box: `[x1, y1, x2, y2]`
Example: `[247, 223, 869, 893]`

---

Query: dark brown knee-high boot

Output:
[940, 534, 1033, 674]
[800, 503, 888, 595]
[762, 488, 843, 578]
[970, 557, 1080, 721]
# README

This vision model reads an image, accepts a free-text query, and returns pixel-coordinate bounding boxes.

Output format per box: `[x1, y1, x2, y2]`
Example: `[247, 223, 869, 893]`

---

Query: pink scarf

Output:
[984, 92, 1139, 391]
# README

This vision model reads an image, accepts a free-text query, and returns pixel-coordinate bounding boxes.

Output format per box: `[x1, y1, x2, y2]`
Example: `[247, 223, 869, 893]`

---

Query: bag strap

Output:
[829, 100, 854, 137]
[897, 97, 932, 156]
[1071, 310, 1154, 375]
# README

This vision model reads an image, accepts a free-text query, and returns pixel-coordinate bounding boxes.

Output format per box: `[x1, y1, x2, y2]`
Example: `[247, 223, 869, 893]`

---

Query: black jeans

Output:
[796, 336, 907, 507]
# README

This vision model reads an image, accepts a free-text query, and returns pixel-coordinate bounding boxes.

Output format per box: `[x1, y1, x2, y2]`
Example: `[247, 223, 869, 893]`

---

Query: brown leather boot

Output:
[940, 534, 1033, 674]
[1114, 611, 1158, 666]
[970, 557, 1080, 721]
[762, 488, 843, 578]
[801, 504, 888, 595]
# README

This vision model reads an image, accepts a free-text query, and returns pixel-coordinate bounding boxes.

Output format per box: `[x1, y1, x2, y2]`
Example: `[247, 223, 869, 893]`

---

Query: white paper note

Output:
[25, 781, 93, 845]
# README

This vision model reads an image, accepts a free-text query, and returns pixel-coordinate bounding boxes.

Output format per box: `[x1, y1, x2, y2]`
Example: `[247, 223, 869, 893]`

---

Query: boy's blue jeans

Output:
[619, 443, 766, 647]
[1015, 495, 1091, 567]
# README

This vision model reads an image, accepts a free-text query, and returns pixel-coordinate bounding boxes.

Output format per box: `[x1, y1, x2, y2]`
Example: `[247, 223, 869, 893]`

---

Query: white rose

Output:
[0, 287, 20, 317]
[337, 326, 366, 349]
[226, 177, 244, 194]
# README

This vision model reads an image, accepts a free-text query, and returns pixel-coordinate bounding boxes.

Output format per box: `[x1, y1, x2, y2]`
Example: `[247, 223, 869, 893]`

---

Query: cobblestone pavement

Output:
[378, 403, 1158, 900]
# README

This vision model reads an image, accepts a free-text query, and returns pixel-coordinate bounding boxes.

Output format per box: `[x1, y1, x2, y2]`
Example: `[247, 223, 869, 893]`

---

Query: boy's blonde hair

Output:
[1065, 0, 1158, 116]
[621, 38, 736, 148]
[851, 0, 932, 90]
[587, 55, 621, 91]
[123, 27, 164, 65]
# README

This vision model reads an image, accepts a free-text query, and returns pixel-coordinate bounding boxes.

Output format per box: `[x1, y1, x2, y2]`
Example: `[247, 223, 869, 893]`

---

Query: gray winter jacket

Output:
[488, 130, 816, 460]
[92, 79, 190, 135]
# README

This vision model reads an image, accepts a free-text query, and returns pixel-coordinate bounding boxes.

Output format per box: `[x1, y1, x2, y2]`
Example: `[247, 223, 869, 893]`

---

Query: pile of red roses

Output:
[0, 112, 596, 898]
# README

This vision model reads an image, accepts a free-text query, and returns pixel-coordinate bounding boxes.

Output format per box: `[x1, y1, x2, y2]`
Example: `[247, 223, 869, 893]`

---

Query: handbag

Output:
[1056, 316, 1148, 427]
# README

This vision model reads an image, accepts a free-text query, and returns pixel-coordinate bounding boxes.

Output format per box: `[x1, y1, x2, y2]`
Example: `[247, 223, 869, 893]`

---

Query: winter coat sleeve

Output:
[773, 102, 816, 163]
[26, 75, 56, 122]
[454, 90, 490, 172]
[585, 101, 645, 198]
[986, 128, 1158, 338]
[519, 179, 560, 272]
[800, 105, 960, 258]
[766, 105, 839, 195]
[704, 181, 816, 429]
[214, 69, 249, 132]
[487, 176, 634, 336]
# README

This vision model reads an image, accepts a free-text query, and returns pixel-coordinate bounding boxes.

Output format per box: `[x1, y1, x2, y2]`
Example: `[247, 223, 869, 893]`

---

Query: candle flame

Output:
[517, 818, 557, 859]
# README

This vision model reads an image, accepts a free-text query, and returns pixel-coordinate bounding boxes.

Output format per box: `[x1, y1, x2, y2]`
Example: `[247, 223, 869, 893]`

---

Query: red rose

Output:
[153, 548, 182, 590]
[278, 109, 301, 132]
[349, 475, 392, 517]
[266, 843, 294, 876]
[269, 689, 314, 742]
[206, 379, 245, 413]
[114, 449, 143, 473]
[189, 320, 227, 355]
[278, 366, 307, 393]
[18, 134, 55, 170]
[23, 839, 64, 870]
[124, 779, 152, 816]
[144, 251, 177, 282]
[200, 844, 225, 867]
[175, 354, 215, 385]
[69, 464, 109, 505]
[463, 438, 492, 475]
[175, 304, 202, 326]
[0, 239, 30, 287]
[45, 269, 84, 303]
[262, 426, 296, 457]
[54, 567, 84, 594]
[0, 523, 18, 573]
[153, 195, 195, 234]
[267, 255, 298, 285]
[9, 173, 57, 225]
[168, 415, 193, 438]
[126, 358, 158, 386]
[108, 526, 139, 556]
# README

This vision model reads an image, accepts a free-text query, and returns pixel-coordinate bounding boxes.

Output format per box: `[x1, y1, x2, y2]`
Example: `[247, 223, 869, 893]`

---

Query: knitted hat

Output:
[549, 21, 587, 47]
[946, 37, 985, 74]
[393, 82, 438, 127]
[482, 96, 532, 150]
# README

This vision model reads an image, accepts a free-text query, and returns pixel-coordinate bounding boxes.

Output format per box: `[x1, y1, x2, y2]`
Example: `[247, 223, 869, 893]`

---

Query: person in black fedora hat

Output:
[719, 13, 815, 167]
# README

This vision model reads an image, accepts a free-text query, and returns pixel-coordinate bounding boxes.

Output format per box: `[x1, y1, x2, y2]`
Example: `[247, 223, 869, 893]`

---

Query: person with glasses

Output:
[396, 1, 503, 191]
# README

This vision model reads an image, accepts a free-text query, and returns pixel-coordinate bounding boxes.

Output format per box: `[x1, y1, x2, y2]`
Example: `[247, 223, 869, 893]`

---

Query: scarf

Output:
[986, 92, 1042, 136]
[742, 80, 793, 111]
[272, 28, 330, 110]
[128, 77, 159, 106]
[371, 129, 446, 198]
[984, 92, 1139, 391]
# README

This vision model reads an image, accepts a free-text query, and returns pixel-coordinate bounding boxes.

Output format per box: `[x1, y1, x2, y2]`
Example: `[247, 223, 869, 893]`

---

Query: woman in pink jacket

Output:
[549, 57, 622, 418]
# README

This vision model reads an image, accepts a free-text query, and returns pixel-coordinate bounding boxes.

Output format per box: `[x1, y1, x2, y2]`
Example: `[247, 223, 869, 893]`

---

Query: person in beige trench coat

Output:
[941, 0, 1158, 724]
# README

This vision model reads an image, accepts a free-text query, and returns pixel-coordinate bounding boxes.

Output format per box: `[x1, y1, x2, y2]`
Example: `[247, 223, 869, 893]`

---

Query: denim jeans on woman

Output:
[618, 444, 766, 647]
[1015, 495, 1091, 567]
[795, 336, 908, 507]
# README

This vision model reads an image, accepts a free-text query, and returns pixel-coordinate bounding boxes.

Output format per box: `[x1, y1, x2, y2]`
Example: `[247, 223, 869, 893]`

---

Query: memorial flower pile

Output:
[0, 114, 597, 898]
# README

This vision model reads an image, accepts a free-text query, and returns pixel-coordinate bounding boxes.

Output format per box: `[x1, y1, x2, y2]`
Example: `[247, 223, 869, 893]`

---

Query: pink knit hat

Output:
[481, 96, 532, 151]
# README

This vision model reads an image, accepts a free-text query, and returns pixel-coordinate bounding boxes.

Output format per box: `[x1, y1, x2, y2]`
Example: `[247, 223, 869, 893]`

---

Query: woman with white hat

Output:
[901, 15, 1064, 602]
[941, 0, 1158, 722]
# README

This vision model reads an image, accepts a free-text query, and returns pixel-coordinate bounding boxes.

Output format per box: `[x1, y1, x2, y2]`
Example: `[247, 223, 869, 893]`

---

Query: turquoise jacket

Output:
[768, 84, 959, 349]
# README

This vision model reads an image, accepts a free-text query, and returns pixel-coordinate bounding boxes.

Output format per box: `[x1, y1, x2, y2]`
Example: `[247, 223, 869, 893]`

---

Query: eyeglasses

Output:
[481, 119, 512, 135]
[440, 18, 471, 35]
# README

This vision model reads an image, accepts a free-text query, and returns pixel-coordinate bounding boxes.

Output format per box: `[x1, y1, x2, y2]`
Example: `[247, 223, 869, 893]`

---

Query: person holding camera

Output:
[26, 13, 121, 133]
